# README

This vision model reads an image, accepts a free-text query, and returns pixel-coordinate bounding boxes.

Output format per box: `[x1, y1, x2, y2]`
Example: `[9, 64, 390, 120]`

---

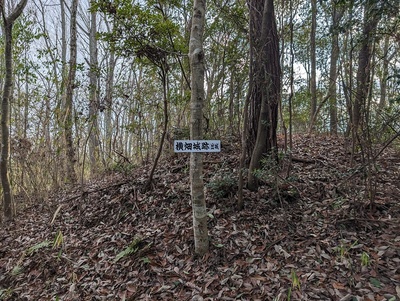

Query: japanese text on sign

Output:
[174, 140, 221, 153]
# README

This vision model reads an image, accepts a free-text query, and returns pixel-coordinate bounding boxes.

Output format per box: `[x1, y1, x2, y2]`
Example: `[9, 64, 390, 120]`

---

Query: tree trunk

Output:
[309, 0, 317, 132]
[88, 6, 100, 174]
[328, 1, 343, 135]
[145, 64, 169, 190]
[0, 0, 28, 221]
[57, 0, 70, 184]
[378, 35, 390, 109]
[104, 31, 116, 165]
[64, 0, 78, 183]
[352, 0, 379, 134]
[189, 0, 208, 255]
[238, 76, 252, 210]
[341, 5, 354, 138]
[246, 0, 264, 158]
[287, 0, 295, 175]
[247, 0, 280, 191]
[278, 0, 287, 148]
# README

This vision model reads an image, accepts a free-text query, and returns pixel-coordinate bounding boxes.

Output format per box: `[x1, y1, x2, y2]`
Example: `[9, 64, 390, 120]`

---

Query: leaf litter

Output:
[0, 135, 399, 300]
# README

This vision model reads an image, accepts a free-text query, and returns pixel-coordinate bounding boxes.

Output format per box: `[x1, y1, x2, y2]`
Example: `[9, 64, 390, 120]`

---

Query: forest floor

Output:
[0, 134, 400, 301]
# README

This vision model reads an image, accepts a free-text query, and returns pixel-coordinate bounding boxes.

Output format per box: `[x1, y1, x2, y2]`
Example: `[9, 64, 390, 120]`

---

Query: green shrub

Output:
[207, 172, 237, 198]
[108, 161, 136, 174]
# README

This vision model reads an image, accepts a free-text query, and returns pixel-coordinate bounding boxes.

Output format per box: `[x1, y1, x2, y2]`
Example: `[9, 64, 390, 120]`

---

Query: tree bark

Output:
[0, 0, 28, 221]
[246, 0, 264, 157]
[238, 76, 252, 210]
[329, 1, 344, 135]
[145, 64, 169, 190]
[88, 5, 100, 174]
[378, 35, 391, 109]
[309, 0, 317, 132]
[189, 0, 208, 255]
[64, 0, 78, 183]
[341, 2, 354, 138]
[104, 20, 116, 165]
[352, 0, 379, 134]
[247, 0, 280, 191]
[287, 0, 295, 175]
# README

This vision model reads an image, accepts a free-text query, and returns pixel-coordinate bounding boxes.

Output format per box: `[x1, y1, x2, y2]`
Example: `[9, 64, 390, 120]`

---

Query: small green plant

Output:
[283, 269, 300, 301]
[361, 252, 370, 267]
[332, 197, 346, 209]
[53, 230, 64, 249]
[27, 240, 52, 255]
[335, 240, 358, 259]
[287, 287, 292, 301]
[11, 265, 23, 276]
[278, 150, 284, 161]
[108, 162, 136, 174]
[207, 172, 237, 198]
[11, 239, 53, 277]
[291, 269, 301, 290]
[114, 240, 140, 263]
[140, 257, 151, 264]
[53, 230, 64, 259]
[335, 244, 347, 258]
[0, 288, 13, 299]
[369, 277, 382, 288]
[114, 236, 152, 263]
[253, 156, 280, 185]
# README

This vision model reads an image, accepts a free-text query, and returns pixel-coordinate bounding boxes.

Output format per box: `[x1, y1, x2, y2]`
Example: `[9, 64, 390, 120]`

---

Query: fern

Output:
[114, 237, 142, 263]
[27, 240, 52, 255]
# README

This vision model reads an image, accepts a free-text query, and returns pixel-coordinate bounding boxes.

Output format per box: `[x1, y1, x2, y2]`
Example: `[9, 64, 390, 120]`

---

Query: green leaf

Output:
[369, 277, 382, 288]
[114, 237, 142, 263]
[53, 230, 64, 249]
[11, 265, 23, 276]
[27, 240, 52, 255]
[114, 245, 137, 263]
[141, 257, 151, 264]
[291, 269, 301, 290]
[0, 288, 13, 299]
[287, 287, 292, 301]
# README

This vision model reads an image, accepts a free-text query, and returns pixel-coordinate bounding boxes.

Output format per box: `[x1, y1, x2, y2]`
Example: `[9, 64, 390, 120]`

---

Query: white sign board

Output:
[174, 140, 221, 153]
